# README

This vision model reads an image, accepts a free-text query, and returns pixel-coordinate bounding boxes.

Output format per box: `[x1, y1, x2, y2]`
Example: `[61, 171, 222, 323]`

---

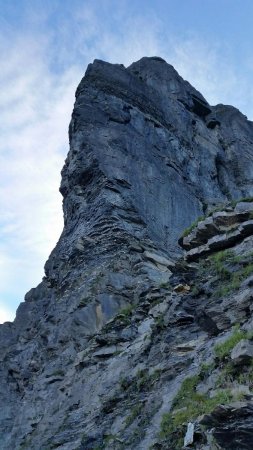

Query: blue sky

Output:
[1, 0, 253, 322]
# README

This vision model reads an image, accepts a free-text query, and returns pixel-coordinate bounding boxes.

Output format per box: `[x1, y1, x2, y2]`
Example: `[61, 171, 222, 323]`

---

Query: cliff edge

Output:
[1, 57, 253, 449]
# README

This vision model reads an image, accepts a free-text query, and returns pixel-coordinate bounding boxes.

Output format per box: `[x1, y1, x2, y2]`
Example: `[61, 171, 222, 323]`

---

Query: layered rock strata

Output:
[181, 201, 253, 261]
[1, 57, 253, 449]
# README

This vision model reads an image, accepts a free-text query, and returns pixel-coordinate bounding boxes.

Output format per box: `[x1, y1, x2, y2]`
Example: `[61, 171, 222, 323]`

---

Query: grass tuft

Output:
[214, 326, 246, 361]
[182, 216, 205, 237]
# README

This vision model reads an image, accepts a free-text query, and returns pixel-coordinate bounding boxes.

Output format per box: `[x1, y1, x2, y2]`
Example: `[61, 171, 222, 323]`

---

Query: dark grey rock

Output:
[231, 339, 253, 365]
[1, 56, 253, 450]
[199, 402, 253, 450]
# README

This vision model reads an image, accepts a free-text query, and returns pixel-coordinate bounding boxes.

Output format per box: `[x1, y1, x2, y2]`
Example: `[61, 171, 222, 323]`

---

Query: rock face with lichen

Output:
[1, 57, 253, 450]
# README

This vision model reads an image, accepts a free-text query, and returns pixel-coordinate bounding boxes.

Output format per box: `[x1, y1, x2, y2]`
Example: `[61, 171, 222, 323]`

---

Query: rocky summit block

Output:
[1, 57, 253, 450]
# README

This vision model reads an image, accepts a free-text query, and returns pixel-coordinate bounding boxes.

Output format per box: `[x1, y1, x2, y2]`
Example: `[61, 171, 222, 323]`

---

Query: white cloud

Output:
[0, 31, 84, 322]
[0, 305, 15, 324]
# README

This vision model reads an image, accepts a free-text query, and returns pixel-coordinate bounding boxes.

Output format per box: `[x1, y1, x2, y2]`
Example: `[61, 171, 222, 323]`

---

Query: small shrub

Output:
[134, 369, 150, 392]
[155, 314, 166, 330]
[117, 304, 135, 325]
[120, 368, 161, 395]
[119, 304, 134, 317]
[150, 369, 162, 383]
[236, 360, 253, 385]
[191, 284, 201, 297]
[215, 362, 236, 387]
[199, 362, 215, 380]
[125, 403, 142, 427]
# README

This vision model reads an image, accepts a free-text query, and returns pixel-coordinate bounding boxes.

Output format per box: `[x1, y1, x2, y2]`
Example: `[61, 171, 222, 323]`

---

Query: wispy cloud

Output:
[1, 1, 252, 322]
[0, 29, 83, 320]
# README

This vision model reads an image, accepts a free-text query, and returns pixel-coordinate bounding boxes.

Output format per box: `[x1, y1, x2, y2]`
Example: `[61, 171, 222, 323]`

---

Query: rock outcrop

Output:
[181, 201, 253, 261]
[1, 57, 253, 450]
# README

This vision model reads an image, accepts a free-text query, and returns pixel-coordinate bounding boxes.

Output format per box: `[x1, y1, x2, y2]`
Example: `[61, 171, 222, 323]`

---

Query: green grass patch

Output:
[199, 362, 216, 380]
[182, 216, 205, 237]
[206, 249, 253, 298]
[119, 304, 134, 317]
[214, 263, 253, 298]
[172, 375, 199, 409]
[236, 360, 253, 385]
[209, 250, 233, 279]
[120, 368, 162, 395]
[125, 403, 143, 427]
[214, 327, 246, 361]
[155, 314, 166, 330]
[215, 356, 253, 390]
[231, 196, 253, 207]
[116, 304, 135, 325]
[160, 373, 232, 449]
[209, 249, 234, 266]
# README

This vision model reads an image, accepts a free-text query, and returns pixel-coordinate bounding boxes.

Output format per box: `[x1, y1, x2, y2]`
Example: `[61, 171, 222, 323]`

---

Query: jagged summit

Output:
[1, 57, 253, 449]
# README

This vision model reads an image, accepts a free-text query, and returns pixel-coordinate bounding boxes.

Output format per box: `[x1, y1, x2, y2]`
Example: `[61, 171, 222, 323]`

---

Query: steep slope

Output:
[1, 57, 253, 450]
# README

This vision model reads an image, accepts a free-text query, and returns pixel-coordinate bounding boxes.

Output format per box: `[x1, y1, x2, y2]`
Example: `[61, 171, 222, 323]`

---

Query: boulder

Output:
[235, 202, 253, 213]
[199, 402, 253, 450]
[231, 339, 253, 365]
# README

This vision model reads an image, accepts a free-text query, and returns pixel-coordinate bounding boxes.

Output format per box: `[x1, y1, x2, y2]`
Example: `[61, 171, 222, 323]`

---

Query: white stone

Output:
[184, 422, 194, 447]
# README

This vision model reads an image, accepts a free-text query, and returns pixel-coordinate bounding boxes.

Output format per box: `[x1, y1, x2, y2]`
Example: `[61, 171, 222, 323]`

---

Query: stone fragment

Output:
[239, 219, 253, 237]
[143, 251, 175, 268]
[173, 284, 191, 293]
[231, 339, 253, 365]
[184, 422, 194, 447]
[231, 385, 251, 398]
[174, 338, 205, 353]
[149, 298, 168, 315]
[235, 201, 253, 213]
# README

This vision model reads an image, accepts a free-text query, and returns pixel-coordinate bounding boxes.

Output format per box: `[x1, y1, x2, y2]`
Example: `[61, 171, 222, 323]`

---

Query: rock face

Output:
[1, 57, 253, 450]
[181, 202, 253, 261]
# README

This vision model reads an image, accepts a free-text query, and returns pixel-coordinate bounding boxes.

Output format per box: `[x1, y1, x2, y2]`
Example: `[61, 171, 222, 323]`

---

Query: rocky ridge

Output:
[1, 57, 253, 449]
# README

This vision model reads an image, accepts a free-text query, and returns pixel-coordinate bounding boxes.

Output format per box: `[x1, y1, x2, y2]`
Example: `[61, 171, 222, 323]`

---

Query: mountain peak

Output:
[1, 57, 253, 449]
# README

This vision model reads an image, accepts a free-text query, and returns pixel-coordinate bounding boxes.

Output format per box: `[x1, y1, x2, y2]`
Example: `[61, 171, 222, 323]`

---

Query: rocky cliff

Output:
[1, 57, 253, 450]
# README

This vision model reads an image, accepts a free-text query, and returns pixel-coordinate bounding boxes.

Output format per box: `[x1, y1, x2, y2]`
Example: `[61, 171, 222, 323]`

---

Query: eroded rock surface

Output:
[1, 57, 253, 449]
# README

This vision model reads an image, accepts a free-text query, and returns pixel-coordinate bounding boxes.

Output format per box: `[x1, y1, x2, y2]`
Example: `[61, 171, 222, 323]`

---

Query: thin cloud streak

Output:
[0, 30, 83, 321]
